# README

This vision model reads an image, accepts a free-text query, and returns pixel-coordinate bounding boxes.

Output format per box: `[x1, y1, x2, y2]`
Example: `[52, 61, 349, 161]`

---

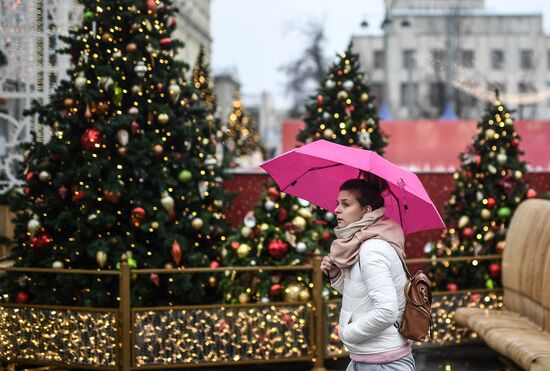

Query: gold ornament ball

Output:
[153, 144, 163, 154]
[102, 32, 113, 42]
[208, 276, 218, 287]
[151, 221, 159, 229]
[458, 215, 469, 228]
[299, 288, 311, 301]
[126, 42, 137, 52]
[191, 218, 204, 230]
[236, 243, 251, 258]
[284, 283, 301, 302]
[118, 146, 127, 156]
[157, 113, 169, 124]
[238, 292, 250, 304]
[360, 93, 369, 102]
[514, 170, 523, 180]
[336, 90, 348, 100]
[206, 114, 215, 124]
[241, 226, 252, 238]
[292, 216, 307, 231]
[485, 128, 496, 139]
[298, 207, 313, 220]
[260, 223, 269, 231]
[481, 208, 491, 220]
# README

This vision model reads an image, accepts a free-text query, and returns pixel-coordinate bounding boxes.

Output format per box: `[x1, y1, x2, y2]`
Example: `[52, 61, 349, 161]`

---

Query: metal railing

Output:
[0, 254, 503, 370]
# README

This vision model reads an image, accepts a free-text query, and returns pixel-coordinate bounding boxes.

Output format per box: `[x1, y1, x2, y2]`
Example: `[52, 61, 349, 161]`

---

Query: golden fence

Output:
[0, 255, 503, 371]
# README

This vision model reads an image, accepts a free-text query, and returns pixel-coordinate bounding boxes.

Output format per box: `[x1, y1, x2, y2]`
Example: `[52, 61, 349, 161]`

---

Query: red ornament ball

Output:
[462, 227, 474, 238]
[160, 37, 172, 48]
[267, 187, 280, 201]
[488, 263, 502, 278]
[16, 292, 29, 304]
[81, 128, 103, 151]
[210, 260, 220, 269]
[277, 208, 288, 223]
[270, 283, 283, 295]
[447, 283, 458, 292]
[268, 239, 289, 259]
[230, 241, 240, 250]
[526, 189, 537, 199]
[487, 197, 496, 208]
[316, 95, 323, 107]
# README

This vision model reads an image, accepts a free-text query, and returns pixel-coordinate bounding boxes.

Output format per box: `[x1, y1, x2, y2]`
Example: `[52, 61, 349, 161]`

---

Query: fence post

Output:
[312, 255, 327, 371]
[119, 259, 131, 371]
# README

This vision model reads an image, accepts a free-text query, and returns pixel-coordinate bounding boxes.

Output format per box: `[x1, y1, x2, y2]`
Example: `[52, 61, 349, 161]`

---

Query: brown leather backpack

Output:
[395, 258, 433, 342]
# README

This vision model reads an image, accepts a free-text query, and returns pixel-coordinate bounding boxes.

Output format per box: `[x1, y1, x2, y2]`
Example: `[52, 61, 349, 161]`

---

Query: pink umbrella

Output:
[260, 139, 445, 235]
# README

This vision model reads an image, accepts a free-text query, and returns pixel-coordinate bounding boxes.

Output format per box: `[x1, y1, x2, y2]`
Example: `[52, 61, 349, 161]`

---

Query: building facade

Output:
[351, 0, 550, 119]
[172, 0, 211, 67]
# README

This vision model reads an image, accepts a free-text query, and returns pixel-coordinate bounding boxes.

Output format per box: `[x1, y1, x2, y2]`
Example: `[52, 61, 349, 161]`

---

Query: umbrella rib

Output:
[281, 163, 343, 192]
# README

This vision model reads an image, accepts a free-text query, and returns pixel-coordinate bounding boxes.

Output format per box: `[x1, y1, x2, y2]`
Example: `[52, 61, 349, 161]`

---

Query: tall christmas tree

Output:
[220, 183, 336, 304]
[297, 43, 387, 155]
[224, 91, 265, 166]
[191, 45, 233, 170]
[427, 97, 537, 291]
[1, 0, 231, 307]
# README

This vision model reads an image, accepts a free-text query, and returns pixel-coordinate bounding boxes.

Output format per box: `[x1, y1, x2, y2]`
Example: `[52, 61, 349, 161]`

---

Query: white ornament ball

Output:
[343, 80, 354, 90]
[296, 242, 307, 253]
[264, 200, 275, 211]
[260, 296, 270, 304]
[27, 218, 41, 235]
[116, 129, 129, 146]
[75, 74, 87, 91]
[38, 171, 51, 182]
[496, 153, 507, 164]
[322, 112, 331, 120]
[423, 242, 433, 254]
[324, 212, 335, 222]
[243, 212, 257, 228]
[323, 128, 334, 138]
[325, 79, 336, 89]
[298, 198, 310, 207]
[52, 261, 64, 269]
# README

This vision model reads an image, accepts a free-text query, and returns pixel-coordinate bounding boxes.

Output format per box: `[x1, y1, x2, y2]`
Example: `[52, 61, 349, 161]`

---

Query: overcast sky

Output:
[211, 0, 550, 109]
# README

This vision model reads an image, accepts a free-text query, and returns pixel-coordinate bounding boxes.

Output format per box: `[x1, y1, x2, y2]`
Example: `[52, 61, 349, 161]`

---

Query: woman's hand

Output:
[321, 255, 341, 280]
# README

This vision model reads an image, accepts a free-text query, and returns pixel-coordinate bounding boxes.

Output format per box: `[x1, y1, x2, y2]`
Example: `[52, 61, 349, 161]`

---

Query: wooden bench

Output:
[455, 199, 550, 371]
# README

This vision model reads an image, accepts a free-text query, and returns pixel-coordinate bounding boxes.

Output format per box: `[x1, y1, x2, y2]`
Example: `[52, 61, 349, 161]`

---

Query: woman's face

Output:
[335, 190, 369, 228]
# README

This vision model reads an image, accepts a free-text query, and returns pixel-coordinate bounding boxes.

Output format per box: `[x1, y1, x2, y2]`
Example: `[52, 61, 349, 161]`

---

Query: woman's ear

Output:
[364, 206, 372, 214]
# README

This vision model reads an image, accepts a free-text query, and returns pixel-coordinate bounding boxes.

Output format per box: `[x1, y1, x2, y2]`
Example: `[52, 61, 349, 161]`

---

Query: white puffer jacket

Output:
[331, 238, 409, 354]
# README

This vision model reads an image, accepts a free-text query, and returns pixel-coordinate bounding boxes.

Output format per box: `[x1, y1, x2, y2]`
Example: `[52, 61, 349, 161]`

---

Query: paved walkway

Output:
[197, 343, 517, 371]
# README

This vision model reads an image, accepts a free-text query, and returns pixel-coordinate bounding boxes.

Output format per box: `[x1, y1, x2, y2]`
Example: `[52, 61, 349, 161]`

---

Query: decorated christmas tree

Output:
[1, 0, 231, 307]
[297, 43, 387, 154]
[427, 97, 536, 291]
[220, 184, 336, 304]
[192, 45, 233, 170]
[224, 91, 265, 167]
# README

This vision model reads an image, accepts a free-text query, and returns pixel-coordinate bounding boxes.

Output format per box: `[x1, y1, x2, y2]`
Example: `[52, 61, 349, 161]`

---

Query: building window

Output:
[403, 50, 416, 70]
[461, 50, 474, 68]
[520, 50, 534, 69]
[429, 82, 445, 109]
[400, 82, 418, 107]
[371, 83, 384, 104]
[487, 82, 506, 96]
[491, 49, 504, 70]
[431, 49, 446, 71]
[374, 50, 384, 70]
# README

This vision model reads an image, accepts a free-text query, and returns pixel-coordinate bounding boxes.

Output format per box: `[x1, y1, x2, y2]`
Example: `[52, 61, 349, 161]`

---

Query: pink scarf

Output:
[330, 207, 406, 269]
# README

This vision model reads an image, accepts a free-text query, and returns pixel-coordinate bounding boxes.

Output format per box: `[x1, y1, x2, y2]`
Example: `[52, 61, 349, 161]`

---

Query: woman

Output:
[320, 178, 415, 370]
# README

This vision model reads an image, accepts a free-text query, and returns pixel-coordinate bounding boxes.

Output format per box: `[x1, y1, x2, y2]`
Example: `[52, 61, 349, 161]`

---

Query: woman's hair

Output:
[339, 174, 387, 210]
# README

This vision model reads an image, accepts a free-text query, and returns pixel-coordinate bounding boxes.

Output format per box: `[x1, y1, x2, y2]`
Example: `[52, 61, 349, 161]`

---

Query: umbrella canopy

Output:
[260, 140, 445, 235]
